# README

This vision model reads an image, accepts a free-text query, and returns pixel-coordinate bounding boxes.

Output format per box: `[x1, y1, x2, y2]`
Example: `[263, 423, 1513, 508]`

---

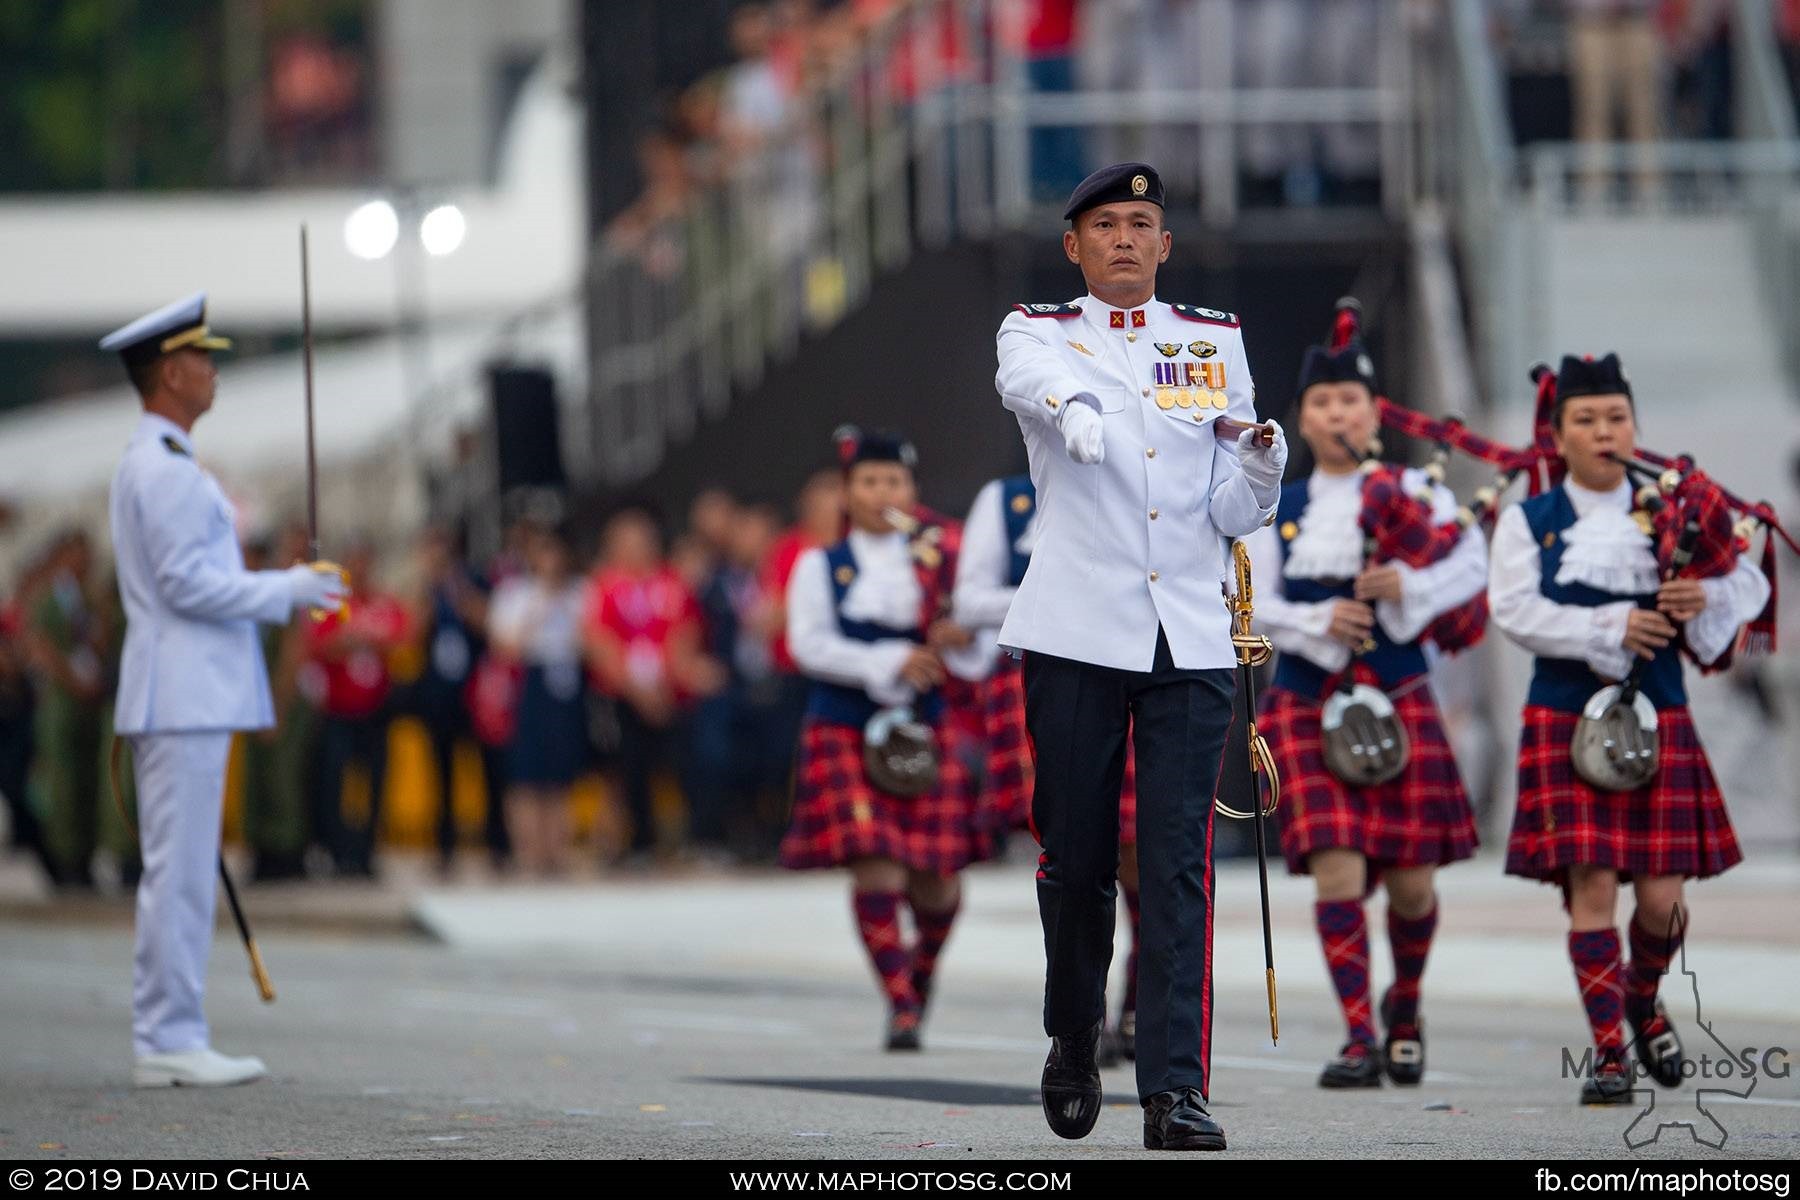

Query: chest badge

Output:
[1067, 341, 1094, 357]
[1189, 341, 1217, 358]
[1154, 342, 1181, 358]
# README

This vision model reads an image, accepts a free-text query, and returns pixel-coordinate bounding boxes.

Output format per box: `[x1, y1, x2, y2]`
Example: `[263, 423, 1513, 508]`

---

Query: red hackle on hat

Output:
[832, 424, 862, 470]
[1330, 297, 1361, 352]
[1527, 362, 1564, 496]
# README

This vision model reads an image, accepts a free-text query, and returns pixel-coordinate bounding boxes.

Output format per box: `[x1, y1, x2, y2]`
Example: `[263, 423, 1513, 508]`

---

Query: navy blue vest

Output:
[1269, 476, 1429, 698]
[804, 540, 942, 727]
[1000, 475, 1036, 587]
[1519, 488, 1686, 713]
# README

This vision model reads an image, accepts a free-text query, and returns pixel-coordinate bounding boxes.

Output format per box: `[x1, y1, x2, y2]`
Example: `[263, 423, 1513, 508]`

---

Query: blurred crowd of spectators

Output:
[1491, 0, 1800, 155]
[0, 473, 851, 889]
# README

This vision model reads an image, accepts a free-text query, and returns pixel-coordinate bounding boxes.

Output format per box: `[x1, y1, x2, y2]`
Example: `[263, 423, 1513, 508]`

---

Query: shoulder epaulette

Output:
[160, 436, 191, 458]
[1170, 304, 1240, 328]
[1012, 302, 1082, 319]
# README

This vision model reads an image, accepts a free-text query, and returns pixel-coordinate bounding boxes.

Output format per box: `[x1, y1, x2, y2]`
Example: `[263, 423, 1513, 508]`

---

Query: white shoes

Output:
[133, 1047, 268, 1089]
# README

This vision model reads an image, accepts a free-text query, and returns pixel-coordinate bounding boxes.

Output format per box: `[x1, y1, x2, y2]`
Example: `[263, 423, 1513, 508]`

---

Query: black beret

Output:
[1063, 162, 1164, 221]
[833, 425, 917, 471]
[1296, 343, 1378, 399]
[1554, 353, 1632, 403]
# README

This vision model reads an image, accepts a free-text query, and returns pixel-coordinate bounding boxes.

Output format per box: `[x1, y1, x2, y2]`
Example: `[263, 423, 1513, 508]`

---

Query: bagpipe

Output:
[857, 503, 957, 798]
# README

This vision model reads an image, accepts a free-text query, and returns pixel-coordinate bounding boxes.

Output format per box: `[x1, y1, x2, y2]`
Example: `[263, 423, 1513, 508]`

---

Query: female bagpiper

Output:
[781, 428, 992, 1050]
[1243, 307, 1485, 1088]
[1488, 354, 1771, 1104]
[953, 473, 1143, 1062]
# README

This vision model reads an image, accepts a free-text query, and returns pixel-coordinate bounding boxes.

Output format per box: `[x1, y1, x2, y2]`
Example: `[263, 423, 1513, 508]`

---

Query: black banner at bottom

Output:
[1, 1161, 1792, 1197]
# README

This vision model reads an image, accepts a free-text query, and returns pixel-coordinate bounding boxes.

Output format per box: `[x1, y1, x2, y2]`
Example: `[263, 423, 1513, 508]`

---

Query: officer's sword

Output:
[1222, 539, 1280, 1044]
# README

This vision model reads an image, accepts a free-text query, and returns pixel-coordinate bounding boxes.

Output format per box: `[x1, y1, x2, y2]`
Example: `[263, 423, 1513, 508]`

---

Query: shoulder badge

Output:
[1013, 302, 1081, 319]
[1170, 304, 1240, 328]
[160, 436, 191, 458]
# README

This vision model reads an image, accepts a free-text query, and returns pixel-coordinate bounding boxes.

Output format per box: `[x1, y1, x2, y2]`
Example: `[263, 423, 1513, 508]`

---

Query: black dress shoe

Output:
[1143, 1087, 1227, 1151]
[1381, 991, 1425, 1086]
[1580, 1066, 1635, 1106]
[1629, 1001, 1684, 1089]
[1040, 1020, 1103, 1139]
[885, 1009, 922, 1052]
[1118, 1009, 1137, 1062]
[1319, 1040, 1384, 1088]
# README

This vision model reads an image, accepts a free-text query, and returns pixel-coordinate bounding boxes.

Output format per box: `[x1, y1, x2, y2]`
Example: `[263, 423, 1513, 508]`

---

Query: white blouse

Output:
[786, 528, 992, 707]
[1242, 467, 1489, 673]
[1487, 478, 1771, 679]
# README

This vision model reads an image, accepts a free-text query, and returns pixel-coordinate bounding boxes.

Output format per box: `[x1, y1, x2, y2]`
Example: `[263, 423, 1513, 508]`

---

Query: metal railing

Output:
[584, 0, 1422, 487]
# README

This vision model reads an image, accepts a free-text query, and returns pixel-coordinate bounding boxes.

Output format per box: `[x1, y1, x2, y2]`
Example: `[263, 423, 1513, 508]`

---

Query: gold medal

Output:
[1155, 388, 1177, 410]
[1210, 389, 1230, 409]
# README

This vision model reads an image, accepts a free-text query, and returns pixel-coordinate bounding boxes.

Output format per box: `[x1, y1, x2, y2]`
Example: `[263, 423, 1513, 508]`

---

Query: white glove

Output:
[1237, 419, 1288, 497]
[285, 563, 349, 613]
[1058, 396, 1106, 465]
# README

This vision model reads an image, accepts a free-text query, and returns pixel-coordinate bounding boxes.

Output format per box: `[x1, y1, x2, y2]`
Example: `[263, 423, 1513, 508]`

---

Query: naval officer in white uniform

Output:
[997, 163, 1287, 1152]
[102, 294, 347, 1087]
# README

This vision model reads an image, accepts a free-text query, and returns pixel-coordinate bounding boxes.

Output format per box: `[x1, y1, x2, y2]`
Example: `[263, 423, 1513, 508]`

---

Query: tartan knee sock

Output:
[1121, 881, 1142, 1017]
[1384, 901, 1439, 1028]
[1316, 899, 1376, 1045]
[908, 895, 960, 1008]
[1569, 928, 1628, 1069]
[853, 891, 918, 1015]
[1624, 911, 1683, 1020]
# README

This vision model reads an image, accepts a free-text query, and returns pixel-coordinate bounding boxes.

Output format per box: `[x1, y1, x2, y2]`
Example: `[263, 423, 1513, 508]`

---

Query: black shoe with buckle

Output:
[1040, 1020, 1103, 1139]
[1142, 1087, 1227, 1151]
[1580, 1056, 1634, 1106]
[1319, 1040, 1384, 1088]
[1381, 990, 1425, 1086]
[1629, 1001, 1684, 1089]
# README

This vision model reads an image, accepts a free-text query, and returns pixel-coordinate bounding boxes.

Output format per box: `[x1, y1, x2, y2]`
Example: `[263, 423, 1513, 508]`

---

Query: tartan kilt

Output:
[975, 657, 1140, 844]
[1505, 704, 1742, 884]
[1259, 679, 1477, 875]
[780, 717, 990, 875]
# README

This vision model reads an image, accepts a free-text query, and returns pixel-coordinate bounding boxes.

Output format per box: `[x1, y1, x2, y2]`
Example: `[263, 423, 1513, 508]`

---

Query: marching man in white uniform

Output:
[103, 293, 347, 1087]
[998, 163, 1288, 1151]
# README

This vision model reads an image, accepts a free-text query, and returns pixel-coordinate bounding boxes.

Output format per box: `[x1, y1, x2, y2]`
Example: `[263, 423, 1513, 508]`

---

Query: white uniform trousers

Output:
[130, 730, 231, 1058]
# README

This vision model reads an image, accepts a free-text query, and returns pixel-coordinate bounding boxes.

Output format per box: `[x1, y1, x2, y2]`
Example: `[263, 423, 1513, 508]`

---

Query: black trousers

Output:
[316, 713, 389, 874]
[1024, 627, 1235, 1102]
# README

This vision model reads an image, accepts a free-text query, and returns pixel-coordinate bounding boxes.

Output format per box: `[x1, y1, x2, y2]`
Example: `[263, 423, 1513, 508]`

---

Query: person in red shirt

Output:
[306, 539, 411, 877]
[584, 507, 721, 862]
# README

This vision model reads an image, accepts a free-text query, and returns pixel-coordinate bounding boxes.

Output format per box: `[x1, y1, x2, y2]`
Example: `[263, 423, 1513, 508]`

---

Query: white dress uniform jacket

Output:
[994, 295, 1278, 671]
[109, 413, 292, 734]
